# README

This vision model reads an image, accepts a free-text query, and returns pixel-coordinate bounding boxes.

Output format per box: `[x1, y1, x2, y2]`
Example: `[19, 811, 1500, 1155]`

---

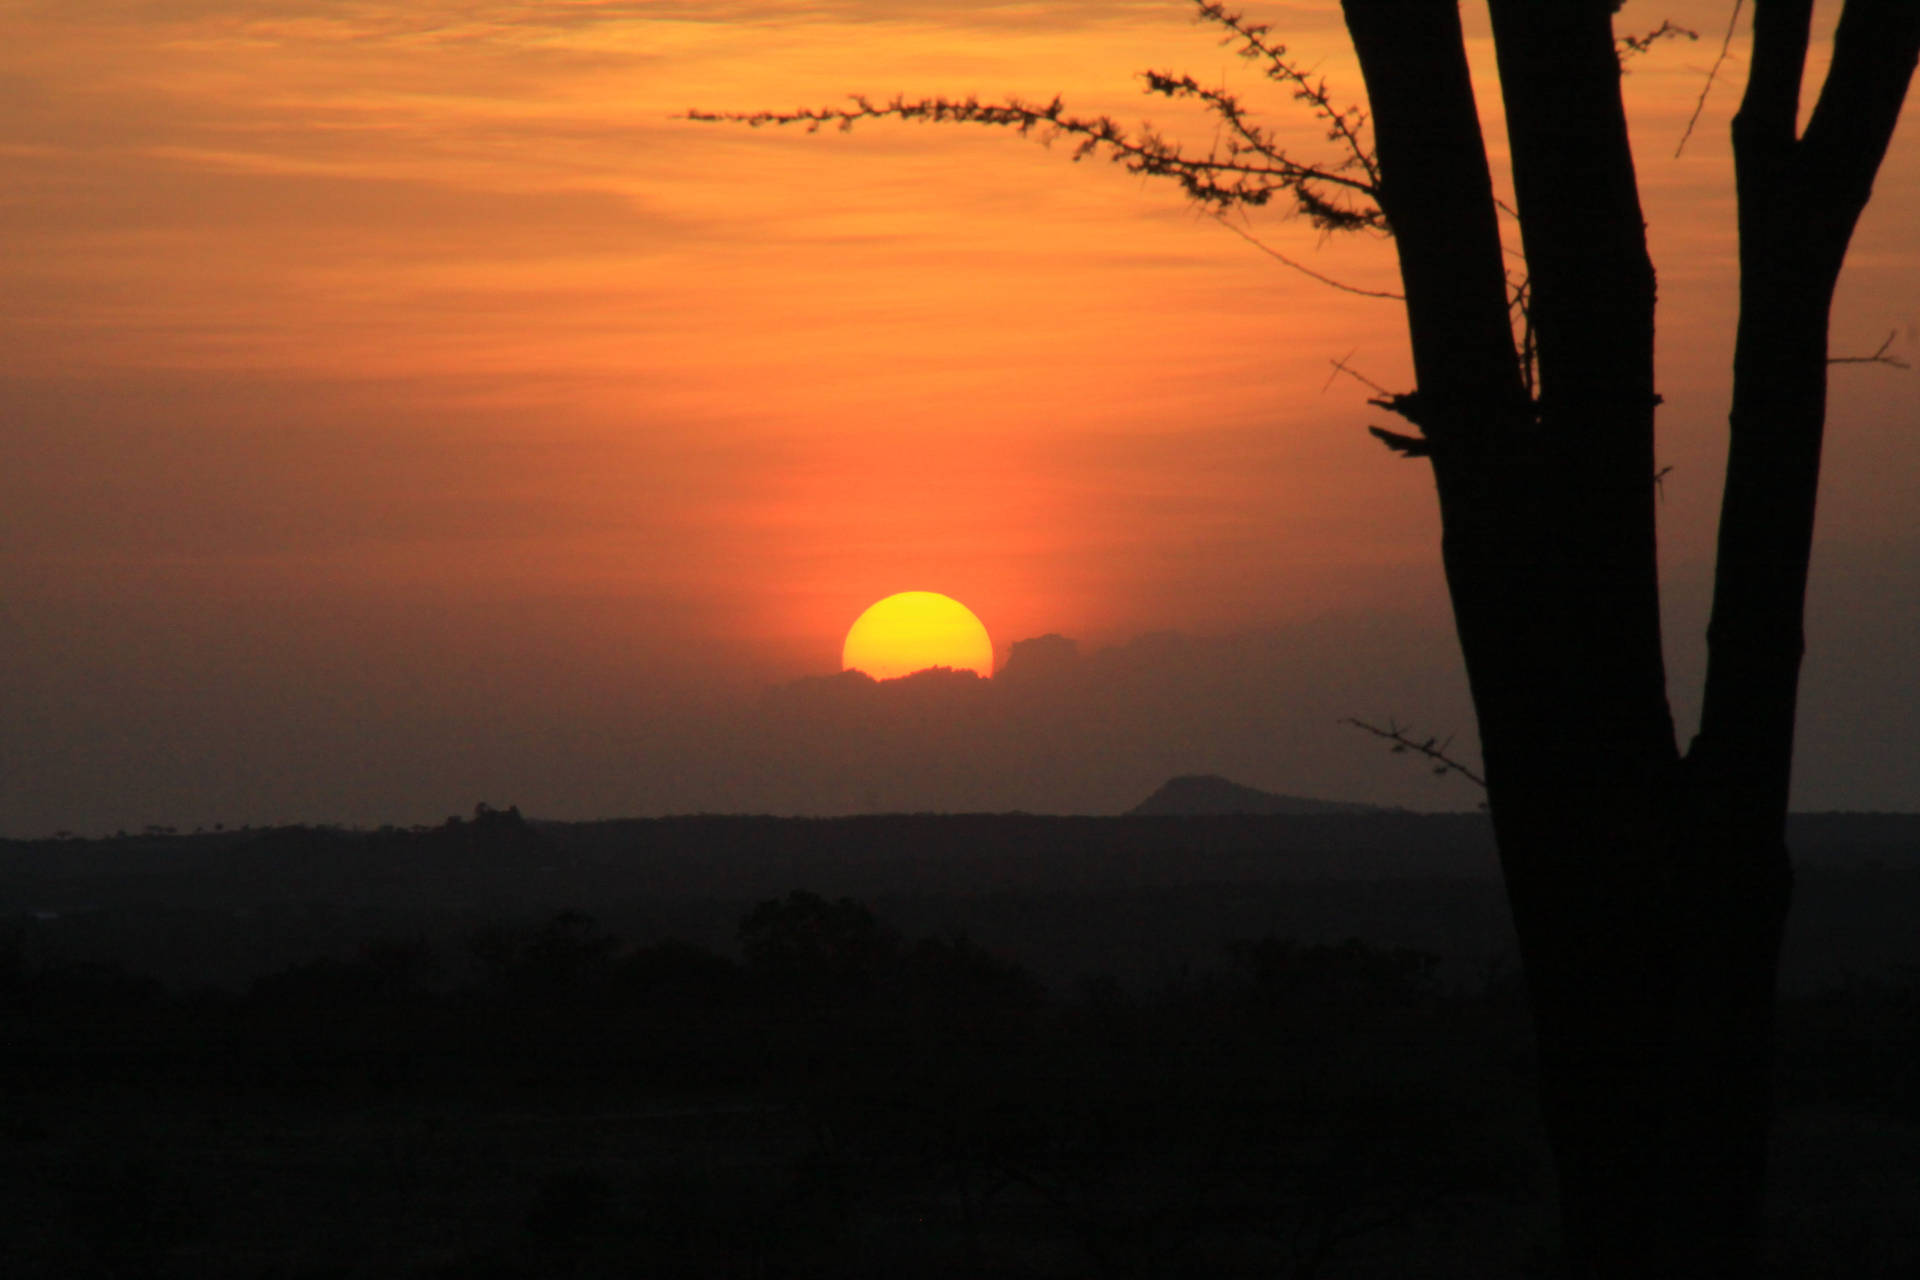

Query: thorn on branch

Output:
[1344, 718, 1486, 789]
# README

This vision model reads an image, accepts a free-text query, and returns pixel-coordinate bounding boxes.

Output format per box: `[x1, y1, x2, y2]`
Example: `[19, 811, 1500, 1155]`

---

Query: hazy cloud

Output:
[706, 620, 1482, 817]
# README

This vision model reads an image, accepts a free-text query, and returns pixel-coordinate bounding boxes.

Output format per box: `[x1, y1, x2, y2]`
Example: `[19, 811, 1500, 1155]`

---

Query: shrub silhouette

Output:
[469, 910, 621, 1004]
[1225, 936, 1441, 1011]
[739, 890, 900, 1004]
[247, 937, 436, 1008]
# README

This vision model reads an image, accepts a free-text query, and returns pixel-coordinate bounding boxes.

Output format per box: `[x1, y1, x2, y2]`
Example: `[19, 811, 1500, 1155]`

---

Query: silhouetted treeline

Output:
[8, 808, 1918, 1003]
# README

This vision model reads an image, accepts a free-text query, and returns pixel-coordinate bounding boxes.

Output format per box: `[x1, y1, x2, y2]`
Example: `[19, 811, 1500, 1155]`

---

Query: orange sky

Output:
[3, 2, 1917, 832]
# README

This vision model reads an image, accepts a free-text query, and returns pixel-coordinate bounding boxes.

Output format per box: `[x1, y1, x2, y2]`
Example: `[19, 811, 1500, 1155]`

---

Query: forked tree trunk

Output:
[1339, 1, 1919, 1275]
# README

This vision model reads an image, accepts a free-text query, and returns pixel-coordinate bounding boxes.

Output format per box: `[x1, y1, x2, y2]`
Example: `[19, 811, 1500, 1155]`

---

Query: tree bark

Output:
[1340, 1, 1919, 1275]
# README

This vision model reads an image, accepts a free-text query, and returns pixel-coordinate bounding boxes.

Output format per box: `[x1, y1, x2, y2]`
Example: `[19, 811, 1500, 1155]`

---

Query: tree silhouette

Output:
[693, 2, 1920, 1273]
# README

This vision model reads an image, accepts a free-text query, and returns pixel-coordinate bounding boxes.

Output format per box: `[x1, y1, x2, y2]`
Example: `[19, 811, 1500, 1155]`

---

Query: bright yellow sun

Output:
[842, 591, 994, 681]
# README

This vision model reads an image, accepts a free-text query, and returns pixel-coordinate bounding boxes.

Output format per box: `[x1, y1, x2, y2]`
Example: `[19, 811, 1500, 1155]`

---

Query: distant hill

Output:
[1128, 774, 1396, 817]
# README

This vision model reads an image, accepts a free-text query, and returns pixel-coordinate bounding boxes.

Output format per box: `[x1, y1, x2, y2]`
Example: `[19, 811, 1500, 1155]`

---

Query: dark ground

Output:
[3, 809, 1916, 1276]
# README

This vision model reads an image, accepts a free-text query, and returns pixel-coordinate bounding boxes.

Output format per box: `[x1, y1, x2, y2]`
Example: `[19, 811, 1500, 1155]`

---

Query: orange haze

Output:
[3, 2, 1917, 832]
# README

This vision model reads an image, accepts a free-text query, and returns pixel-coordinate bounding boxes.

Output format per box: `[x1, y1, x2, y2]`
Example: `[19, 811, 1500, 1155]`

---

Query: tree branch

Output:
[1799, 0, 1920, 254]
[1618, 20, 1698, 64]
[687, 1, 1391, 237]
[686, 89, 1382, 229]
[1828, 330, 1910, 369]
[1366, 425, 1430, 457]
[1325, 353, 1390, 396]
[1675, 0, 1743, 157]
[1343, 718, 1486, 788]
[1193, 1, 1379, 188]
[1214, 213, 1401, 298]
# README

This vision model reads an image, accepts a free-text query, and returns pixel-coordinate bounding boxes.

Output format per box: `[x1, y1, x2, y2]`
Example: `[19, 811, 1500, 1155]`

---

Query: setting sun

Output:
[842, 592, 994, 681]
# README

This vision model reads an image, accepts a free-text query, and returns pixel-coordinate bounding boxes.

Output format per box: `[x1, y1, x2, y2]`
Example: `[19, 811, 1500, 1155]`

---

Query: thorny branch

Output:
[1190, 1, 1379, 188]
[1618, 21, 1698, 63]
[686, 1, 1383, 232]
[685, 91, 1378, 227]
[1343, 718, 1487, 789]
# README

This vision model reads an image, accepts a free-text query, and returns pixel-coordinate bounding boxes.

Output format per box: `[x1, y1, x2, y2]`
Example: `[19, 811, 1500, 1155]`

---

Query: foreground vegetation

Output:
[3, 889, 1915, 1278]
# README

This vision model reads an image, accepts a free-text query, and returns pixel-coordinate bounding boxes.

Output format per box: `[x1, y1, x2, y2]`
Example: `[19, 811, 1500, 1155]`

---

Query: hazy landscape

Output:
[7, 796, 1920, 995]
[5, 794, 1917, 1275]
[8, 0, 1919, 1275]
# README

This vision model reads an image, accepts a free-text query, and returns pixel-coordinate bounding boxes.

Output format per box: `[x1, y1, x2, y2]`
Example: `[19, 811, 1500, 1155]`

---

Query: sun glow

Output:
[842, 591, 994, 681]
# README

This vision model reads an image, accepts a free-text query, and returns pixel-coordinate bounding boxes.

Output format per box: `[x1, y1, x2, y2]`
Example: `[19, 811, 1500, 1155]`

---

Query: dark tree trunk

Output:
[1340, 1, 1919, 1275]
[1676, 5, 1918, 1263]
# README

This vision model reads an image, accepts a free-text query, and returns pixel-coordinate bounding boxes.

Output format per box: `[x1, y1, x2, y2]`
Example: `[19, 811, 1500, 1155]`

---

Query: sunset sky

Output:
[4, 1, 1917, 835]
